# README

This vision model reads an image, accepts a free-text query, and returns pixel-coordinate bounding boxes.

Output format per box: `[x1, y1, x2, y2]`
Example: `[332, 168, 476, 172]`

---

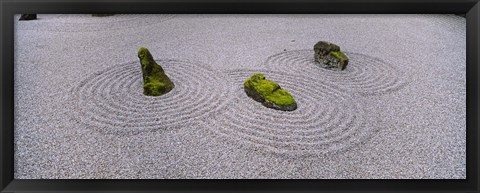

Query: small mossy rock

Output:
[92, 14, 115, 17]
[19, 14, 37, 21]
[244, 74, 297, 111]
[314, 41, 349, 71]
[138, 47, 174, 96]
[314, 41, 340, 56]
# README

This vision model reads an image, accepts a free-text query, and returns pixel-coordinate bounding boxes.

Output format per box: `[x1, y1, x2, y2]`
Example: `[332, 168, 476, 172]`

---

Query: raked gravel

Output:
[14, 14, 466, 179]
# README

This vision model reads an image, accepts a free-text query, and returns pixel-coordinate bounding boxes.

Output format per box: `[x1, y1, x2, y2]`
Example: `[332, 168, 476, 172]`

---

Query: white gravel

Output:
[14, 14, 466, 179]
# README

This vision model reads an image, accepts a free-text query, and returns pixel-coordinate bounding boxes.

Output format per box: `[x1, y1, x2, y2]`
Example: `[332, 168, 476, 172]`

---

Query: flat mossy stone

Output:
[138, 47, 174, 96]
[244, 74, 297, 111]
[314, 41, 349, 71]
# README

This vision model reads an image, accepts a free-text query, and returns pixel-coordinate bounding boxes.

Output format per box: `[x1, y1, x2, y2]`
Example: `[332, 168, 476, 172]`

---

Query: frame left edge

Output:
[1, 1, 16, 192]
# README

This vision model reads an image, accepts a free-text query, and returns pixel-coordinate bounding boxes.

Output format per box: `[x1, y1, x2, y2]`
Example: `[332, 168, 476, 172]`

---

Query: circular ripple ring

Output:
[71, 59, 232, 135]
[203, 69, 376, 155]
[264, 50, 409, 96]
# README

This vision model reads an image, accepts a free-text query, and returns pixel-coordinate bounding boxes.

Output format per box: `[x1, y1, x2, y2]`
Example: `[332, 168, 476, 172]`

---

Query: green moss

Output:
[244, 74, 279, 97]
[330, 51, 349, 62]
[138, 47, 154, 69]
[244, 73, 296, 107]
[144, 81, 167, 96]
[265, 89, 296, 106]
[256, 81, 280, 97]
[244, 73, 265, 88]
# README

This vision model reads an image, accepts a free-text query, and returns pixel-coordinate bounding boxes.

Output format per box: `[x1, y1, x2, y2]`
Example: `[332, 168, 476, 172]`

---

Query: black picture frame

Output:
[1, 0, 479, 192]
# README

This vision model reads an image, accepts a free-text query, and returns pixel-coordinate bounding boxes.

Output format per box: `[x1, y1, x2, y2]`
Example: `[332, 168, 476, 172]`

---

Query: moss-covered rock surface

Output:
[244, 74, 297, 111]
[314, 41, 349, 70]
[138, 47, 174, 96]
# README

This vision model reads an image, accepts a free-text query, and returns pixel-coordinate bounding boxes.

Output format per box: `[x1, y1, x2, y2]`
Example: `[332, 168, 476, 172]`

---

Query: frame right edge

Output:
[466, 1, 479, 192]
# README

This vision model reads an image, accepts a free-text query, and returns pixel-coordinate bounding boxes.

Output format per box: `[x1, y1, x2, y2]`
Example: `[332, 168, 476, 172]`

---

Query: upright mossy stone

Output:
[244, 74, 297, 111]
[314, 41, 349, 71]
[138, 47, 174, 96]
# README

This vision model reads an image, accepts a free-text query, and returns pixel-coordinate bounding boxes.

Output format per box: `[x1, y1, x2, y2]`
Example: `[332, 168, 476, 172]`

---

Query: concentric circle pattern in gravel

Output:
[14, 14, 466, 179]
[15, 14, 175, 32]
[203, 69, 377, 155]
[264, 50, 409, 96]
[70, 59, 233, 135]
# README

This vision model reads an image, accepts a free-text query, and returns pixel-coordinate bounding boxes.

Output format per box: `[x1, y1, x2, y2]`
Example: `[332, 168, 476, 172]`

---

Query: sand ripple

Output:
[202, 69, 377, 155]
[70, 59, 233, 135]
[264, 50, 409, 96]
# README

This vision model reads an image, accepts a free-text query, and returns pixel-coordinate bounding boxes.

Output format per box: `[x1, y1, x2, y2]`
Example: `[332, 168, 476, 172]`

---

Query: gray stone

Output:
[19, 14, 37, 21]
[314, 41, 349, 71]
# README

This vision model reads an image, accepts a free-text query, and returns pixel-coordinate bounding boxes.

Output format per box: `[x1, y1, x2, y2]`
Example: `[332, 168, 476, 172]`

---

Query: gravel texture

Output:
[14, 14, 466, 179]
